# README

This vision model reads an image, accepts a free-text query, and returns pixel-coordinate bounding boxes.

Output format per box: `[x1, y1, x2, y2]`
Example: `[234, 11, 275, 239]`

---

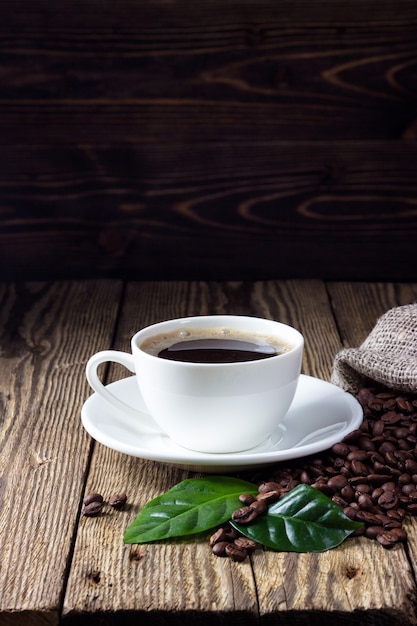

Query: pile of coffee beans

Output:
[210, 525, 258, 562]
[210, 387, 417, 560]
[82, 492, 127, 516]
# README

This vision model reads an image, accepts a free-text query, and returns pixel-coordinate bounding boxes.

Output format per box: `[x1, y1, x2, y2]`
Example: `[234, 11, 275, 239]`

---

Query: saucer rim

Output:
[81, 374, 363, 469]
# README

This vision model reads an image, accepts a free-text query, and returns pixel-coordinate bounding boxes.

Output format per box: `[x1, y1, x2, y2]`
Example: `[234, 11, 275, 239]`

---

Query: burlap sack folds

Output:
[331, 303, 417, 394]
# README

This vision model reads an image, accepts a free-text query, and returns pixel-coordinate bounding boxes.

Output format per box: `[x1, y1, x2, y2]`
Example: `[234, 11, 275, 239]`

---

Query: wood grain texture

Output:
[327, 282, 417, 346]
[0, 281, 122, 625]
[327, 280, 417, 625]
[63, 279, 417, 625]
[257, 542, 417, 626]
[253, 281, 417, 625]
[1, 142, 416, 282]
[2, 279, 417, 625]
[63, 280, 263, 624]
[1, 1, 416, 143]
[1, 1, 417, 282]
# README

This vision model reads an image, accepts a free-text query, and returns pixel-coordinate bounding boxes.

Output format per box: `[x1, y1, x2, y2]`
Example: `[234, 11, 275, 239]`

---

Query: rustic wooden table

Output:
[2, 279, 417, 626]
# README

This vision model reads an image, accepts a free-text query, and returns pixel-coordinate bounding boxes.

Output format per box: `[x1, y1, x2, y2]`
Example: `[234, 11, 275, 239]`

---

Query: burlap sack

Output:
[331, 303, 417, 394]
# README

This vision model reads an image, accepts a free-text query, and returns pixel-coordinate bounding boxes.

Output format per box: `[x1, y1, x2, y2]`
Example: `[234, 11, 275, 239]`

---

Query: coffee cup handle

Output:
[86, 350, 160, 432]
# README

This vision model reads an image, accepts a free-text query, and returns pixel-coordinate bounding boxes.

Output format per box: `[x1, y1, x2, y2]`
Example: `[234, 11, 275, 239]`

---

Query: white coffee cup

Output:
[85, 315, 304, 453]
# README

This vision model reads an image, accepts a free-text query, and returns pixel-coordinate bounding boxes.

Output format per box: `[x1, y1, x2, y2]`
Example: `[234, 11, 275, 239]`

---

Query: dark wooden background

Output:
[1, 0, 417, 281]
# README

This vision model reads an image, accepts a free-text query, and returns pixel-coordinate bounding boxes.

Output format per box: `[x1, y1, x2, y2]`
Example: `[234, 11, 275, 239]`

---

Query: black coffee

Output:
[140, 327, 292, 363]
[157, 338, 278, 363]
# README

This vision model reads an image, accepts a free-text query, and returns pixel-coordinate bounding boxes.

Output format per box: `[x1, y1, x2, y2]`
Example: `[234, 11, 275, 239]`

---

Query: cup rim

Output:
[131, 314, 304, 367]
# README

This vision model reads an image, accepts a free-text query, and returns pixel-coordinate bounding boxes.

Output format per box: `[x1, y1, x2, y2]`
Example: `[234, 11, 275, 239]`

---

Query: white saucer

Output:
[81, 375, 363, 473]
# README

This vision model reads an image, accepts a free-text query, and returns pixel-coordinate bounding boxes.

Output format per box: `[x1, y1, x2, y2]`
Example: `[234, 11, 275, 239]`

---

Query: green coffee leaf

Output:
[123, 476, 258, 544]
[231, 484, 362, 552]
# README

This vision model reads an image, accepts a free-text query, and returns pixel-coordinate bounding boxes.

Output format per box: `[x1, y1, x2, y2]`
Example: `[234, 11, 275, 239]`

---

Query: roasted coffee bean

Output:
[381, 481, 397, 492]
[358, 437, 375, 451]
[355, 483, 372, 495]
[394, 428, 410, 439]
[82, 501, 103, 517]
[357, 494, 374, 511]
[358, 388, 375, 405]
[378, 491, 399, 510]
[377, 530, 406, 547]
[369, 399, 384, 412]
[331, 443, 351, 457]
[365, 526, 385, 539]
[351, 460, 368, 476]
[405, 459, 417, 474]
[379, 441, 397, 454]
[343, 429, 363, 443]
[398, 473, 411, 485]
[210, 524, 241, 554]
[347, 450, 368, 462]
[211, 386, 417, 559]
[384, 451, 398, 467]
[224, 525, 240, 541]
[402, 483, 416, 496]
[225, 543, 248, 562]
[397, 398, 414, 413]
[109, 493, 127, 510]
[231, 506, 259, 524]
[83, 493, 104, 506]
[382, 411, 402, 424]
[332, 495, 348, 508]
[327, 475, 348, 491]
[210, 528, 230, 546]
[341, 484, 355, 501]
[343, 506, 358, 520]
[258, 481, 281, 493]
[376, 391, 396, 399]
[349, 475, 370, 487]
[256, 490, 280, 504]
[234, 537, 258, 554]
[372, 421, 385, 437]
[311, 482, 334, 496]
[355, 510, 384, 525]
[382, 520, 402, 530]
[300, 470, 312, 484]
[250, 499, 268, 515]
[211, 541, 230, 557]
[307, 465, 326, 479]
[387, 508, 405, 521]
[367, 451, 385, 464]
[284, 478, 299, 491]
[367, 473, 392, 485]
[365, 525, 385, 539]
[239, 493, 256, 505]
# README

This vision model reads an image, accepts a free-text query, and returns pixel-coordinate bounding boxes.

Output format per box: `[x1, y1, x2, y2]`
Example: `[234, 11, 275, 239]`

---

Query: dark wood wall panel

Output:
[1, 142, 416, 281]
[1, 1, 416, 143]
[1, 1, 416, 280]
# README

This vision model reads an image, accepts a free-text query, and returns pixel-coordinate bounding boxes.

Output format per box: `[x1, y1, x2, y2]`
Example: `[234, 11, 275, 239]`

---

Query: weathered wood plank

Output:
[327, 281, 417, 345]
[300, 280, 417, 626]
[3, 279, 417, 625]
[64, 279, 417, 625]
[248, 281, 417, 626]
[1, 142, 416, 282]
[0, 281, 122, 625]
[63, 280, 266, 624]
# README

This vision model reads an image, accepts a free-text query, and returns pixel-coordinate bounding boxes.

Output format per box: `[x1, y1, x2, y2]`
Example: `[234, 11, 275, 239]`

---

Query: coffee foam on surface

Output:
[139, 327, 292, 357]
